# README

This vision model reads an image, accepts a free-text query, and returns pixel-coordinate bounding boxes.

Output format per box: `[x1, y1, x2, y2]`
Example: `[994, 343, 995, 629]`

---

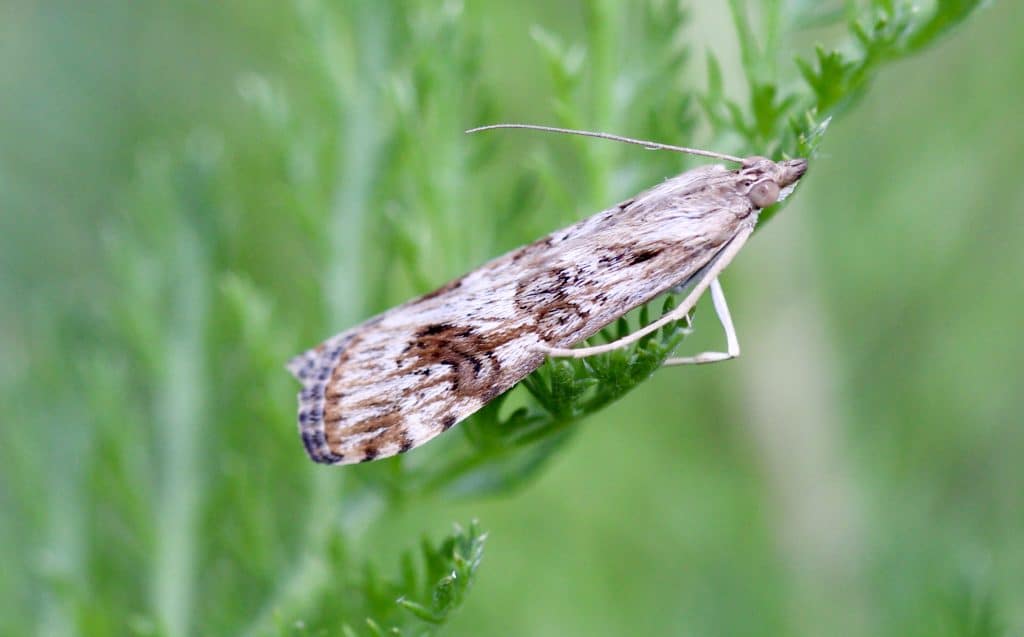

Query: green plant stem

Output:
[152, 227, 206, 637]
[580, 0, 616, 207]
[762, 0, 782, 79]
[37, 411, 88, 637]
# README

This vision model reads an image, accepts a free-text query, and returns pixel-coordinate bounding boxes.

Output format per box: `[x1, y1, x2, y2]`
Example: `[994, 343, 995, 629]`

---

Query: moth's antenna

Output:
[466, 123, 744, 164]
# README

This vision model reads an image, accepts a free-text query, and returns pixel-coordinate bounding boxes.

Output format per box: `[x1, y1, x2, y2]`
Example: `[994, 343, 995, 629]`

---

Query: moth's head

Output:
[737, 157, 808, 209]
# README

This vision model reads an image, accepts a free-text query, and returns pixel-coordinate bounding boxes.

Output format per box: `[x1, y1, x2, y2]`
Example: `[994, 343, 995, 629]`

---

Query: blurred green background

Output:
[2, 1, 1022, 635]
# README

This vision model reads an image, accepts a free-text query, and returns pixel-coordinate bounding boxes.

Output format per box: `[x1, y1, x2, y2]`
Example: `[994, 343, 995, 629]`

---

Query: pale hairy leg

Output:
[662, 277, 739, 365]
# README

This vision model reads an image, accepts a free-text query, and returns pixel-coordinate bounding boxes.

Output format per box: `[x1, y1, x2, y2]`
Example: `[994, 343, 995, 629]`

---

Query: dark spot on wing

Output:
[418, 323, 454, 337]
[515, 266, 590, 343]
[442, 415, 457, 430]
[628, 248, 661, 264]
[403, 322, 526, 400]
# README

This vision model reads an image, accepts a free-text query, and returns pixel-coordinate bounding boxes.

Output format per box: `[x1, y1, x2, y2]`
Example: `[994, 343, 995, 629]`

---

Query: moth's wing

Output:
[289, 163, 750, 465]
[284, 183, 647, 465]
[288, 252, 551, 465]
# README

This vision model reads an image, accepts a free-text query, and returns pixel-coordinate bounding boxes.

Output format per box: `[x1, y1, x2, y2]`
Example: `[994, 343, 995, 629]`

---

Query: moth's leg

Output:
[662, 278, 739, 365]
[534, 225, 753, 360]
[534, 286, 705, 359]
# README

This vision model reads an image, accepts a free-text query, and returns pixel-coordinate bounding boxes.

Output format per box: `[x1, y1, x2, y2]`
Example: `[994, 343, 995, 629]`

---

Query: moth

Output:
[288, 124, 807, 464]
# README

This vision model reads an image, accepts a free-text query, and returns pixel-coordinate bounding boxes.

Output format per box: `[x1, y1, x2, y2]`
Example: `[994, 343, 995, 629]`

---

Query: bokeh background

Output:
[2, 1, 1022, 636]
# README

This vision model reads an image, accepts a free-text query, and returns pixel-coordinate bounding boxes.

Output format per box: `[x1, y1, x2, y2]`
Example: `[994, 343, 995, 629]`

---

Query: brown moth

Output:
[288, 125, 807, 464]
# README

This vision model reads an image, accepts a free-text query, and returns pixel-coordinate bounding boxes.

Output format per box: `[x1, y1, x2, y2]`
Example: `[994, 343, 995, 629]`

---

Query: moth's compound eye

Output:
[748, 180, 780, 208]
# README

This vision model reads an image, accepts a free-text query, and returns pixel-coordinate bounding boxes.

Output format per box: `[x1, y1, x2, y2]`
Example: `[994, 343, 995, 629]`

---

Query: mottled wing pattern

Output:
[289, 164, 759, 464]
